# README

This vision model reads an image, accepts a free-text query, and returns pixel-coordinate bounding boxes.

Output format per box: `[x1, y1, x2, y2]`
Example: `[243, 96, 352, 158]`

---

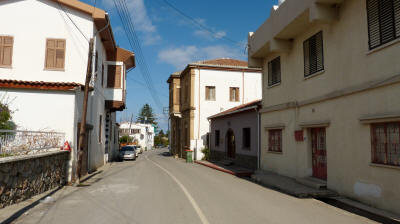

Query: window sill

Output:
[367, 38, 400, 55]
[205, 100, 216, 102]
[44, 68, 65, 72]
[304, 70, 325, 80]
[0, 65, 12, 69]
[267, 82, 281, 89]
[229, 100, 240, 102]
[267, 150, 283, 154]
[370, 163, 400, 170]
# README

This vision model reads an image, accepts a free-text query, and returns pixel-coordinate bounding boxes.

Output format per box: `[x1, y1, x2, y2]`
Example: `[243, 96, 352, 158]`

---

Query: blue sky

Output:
[83, 0, 277, 131]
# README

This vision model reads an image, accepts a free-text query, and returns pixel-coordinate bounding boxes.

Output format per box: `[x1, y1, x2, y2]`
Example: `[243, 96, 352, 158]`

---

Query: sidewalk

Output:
[195, 160, 254, 177]
[0, 163, 112, 224]
[251, 170, 337, 198]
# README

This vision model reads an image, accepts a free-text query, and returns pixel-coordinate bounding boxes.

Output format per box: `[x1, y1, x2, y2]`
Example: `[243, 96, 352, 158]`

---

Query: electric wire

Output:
[113, 0, 165, 112]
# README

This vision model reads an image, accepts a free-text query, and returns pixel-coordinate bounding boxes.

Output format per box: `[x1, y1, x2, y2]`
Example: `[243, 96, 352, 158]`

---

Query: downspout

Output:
[257, 107, 261, 170]
[196, 68, 201, 160]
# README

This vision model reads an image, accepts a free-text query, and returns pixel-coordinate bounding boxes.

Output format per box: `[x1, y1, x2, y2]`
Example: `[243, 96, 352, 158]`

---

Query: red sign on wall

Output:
[295, 130, 304, 141]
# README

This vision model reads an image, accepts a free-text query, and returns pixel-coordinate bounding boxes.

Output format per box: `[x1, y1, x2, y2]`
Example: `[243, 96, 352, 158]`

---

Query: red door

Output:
[311, 128, 327, 180]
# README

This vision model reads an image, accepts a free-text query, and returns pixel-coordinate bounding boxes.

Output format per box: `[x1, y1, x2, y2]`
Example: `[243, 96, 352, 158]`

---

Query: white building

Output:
[119, 122, 155, 150]
[0, 0, 135, 181]
[168, 59, 262, 160]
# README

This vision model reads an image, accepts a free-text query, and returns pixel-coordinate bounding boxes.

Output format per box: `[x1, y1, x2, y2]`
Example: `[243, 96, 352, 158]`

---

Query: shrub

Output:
[201, 147, 210, 161]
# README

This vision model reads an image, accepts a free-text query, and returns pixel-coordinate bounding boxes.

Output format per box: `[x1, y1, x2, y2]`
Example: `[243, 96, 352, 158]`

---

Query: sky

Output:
[82, 0, 277, 131]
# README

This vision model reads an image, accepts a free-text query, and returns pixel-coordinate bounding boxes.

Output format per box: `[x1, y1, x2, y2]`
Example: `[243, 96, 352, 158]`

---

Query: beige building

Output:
[248, 0, 400, 215]
[167, 59, 262, 160]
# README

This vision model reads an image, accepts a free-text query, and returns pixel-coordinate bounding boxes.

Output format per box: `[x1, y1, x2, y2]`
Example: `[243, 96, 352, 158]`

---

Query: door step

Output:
[296, 177, 327, 190]
[220, 159, 234, 166]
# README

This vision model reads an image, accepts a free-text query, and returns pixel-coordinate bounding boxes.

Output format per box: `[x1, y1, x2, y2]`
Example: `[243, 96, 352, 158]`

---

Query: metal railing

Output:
[0, 130, 65, 157]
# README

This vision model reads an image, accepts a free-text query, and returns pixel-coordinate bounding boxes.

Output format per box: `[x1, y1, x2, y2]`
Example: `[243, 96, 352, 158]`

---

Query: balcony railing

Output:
[0, 130, 65, 157]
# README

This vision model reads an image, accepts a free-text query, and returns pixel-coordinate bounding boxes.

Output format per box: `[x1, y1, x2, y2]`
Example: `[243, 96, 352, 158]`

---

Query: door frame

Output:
[226, 129, 236, 158]
[310, 127, 327, 180]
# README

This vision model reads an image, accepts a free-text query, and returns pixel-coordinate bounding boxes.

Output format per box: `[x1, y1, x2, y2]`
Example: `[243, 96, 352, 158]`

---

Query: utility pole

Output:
[128, 113, 133, 141]
[77, 38, 94, 183]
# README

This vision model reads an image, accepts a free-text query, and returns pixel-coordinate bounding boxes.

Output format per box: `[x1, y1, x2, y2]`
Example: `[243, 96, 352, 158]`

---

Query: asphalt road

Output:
[12, 148, 377, 224]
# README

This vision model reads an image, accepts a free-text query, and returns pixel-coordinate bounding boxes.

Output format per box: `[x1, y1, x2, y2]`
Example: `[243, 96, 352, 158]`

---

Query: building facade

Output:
[209, 100, 261, 170]
[248, 0, 400, 214]
[119, 122, 155, 150]
[0, 0, 135, 181]
[168, 59, 262, 160]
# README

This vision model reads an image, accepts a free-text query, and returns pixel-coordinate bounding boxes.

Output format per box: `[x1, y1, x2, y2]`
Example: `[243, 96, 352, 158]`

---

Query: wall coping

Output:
[0, 150, 69, 164]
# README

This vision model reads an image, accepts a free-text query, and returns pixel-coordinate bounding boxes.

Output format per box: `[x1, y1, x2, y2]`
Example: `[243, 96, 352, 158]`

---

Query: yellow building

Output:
[248, 0, 400, 215]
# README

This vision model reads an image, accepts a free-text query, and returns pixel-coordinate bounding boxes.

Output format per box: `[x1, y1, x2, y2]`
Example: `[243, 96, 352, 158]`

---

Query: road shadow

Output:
[158, 152, 172, 157]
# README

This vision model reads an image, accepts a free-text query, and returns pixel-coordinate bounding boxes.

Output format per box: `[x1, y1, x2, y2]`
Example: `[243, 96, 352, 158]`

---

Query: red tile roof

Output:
[0, 79, 84, 91]
[208, 100, 262, 119]
[192, 58, 248, 67]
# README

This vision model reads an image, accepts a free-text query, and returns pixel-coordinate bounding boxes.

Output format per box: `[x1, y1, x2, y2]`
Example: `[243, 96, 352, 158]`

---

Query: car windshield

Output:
[121, 147, 134, 152]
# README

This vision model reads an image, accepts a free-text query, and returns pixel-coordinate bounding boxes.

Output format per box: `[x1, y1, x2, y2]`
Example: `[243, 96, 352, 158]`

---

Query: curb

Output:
[194, 161, 253, 177]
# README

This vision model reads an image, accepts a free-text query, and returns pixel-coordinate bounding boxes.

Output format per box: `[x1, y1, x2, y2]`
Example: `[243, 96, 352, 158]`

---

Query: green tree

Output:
[137, 104, 157, 126]
[119, 135, 133, 143]
[0, 102, 15, 130]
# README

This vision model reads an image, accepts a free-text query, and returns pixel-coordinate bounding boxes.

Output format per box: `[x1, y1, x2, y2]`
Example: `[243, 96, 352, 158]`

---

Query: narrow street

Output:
[13, 148, 377, 224]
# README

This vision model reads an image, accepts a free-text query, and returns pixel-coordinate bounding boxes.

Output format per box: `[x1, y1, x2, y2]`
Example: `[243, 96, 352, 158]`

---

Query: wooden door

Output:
[227, 130, 236, 158]
[311, 128, 327, 180]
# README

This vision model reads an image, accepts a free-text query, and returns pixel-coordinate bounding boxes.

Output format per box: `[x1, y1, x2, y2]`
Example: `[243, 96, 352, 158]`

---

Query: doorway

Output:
[226, 129, 236, 158]
[310, 128, 327, 180]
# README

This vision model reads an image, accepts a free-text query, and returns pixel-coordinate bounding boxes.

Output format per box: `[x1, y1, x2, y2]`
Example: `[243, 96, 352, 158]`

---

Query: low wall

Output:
[211, 150, 257, 170]
[0, 151, 69, 208]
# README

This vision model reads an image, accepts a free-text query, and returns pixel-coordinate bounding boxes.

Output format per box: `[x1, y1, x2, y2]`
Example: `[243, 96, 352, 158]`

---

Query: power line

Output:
[160, 0, 245, 47]
[58, 3, 89, 42]
[113, 0, 165, 113]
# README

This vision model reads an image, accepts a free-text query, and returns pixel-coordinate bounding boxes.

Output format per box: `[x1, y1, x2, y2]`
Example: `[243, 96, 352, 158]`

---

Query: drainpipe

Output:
[196, 68, 201, 160]
[257, 107, 261, 170]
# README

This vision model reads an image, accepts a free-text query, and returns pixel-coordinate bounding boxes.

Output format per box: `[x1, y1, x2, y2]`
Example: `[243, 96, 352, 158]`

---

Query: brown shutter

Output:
[115, 65, 122, 88]
[205, 86, 210, 100]
[107, 65, 122, 88]
[235, 88, 239, 101]
[0, 36, 13, 66]
[107, 65, 116, 88]
[45, 39, 65, 69]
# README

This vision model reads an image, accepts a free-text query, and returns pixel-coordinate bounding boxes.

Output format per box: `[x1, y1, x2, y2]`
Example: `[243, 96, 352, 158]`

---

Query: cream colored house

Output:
[248, 0, 400, 215]
[167, 59, 262, 160]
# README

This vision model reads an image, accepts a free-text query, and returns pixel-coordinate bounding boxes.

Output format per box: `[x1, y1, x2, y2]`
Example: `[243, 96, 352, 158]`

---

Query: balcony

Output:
[248, 0, 344, 67]
[105, 47, 135, 112]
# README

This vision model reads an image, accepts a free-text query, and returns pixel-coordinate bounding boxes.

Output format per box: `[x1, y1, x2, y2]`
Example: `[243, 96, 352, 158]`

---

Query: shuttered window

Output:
[229, 87, 239, 102]
[268, 56, 281, 86]
[371, 122, 400, 166]
[268, 129, 282, 153]
[107, 65, 122, 88]
[0, 36, 13, 67]
[45, 39, 66, 69]
[303, 32, 324, 77]
[205, 86, 216, 101]
[367, 0, 400, 49]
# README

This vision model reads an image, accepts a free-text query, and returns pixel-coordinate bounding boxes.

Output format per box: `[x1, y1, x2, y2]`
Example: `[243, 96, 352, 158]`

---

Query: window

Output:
[95, 51, 98, 73]
[215, 130, 220, 146]
[0, 36, 13, 67]
[230, 87, 240, 102]
[371, 122, 400, 166]
[268, 129, 282, 152]
[174, 87, 180, 104]
[107, 65, 122, 88]
[101, 63, 104, 87]
[243, 128, 251, 149]
[367, 0, 400, 50]
[303, 32, 324, 77]
[45, 39, 66, 70]
[268, 57, 281, 86]
[205, 86, 216, 101]
[99, 115, 102, 143]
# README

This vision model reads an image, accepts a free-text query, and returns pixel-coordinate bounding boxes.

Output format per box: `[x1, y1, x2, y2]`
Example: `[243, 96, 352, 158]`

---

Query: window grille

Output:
[268, 57, 281, 86]
[303, 32, 324, 77]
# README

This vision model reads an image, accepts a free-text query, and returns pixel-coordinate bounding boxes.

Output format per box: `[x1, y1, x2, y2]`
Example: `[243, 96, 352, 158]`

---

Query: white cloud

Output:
[158, 45, 245, 69]
[102, 0, 160, 45]
[190, 18, 227, 41]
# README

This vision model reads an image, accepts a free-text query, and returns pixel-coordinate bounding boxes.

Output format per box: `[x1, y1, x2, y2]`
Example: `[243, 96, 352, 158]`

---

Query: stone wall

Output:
[211, 150, 257, 170]
[0, 151, 69, 208]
